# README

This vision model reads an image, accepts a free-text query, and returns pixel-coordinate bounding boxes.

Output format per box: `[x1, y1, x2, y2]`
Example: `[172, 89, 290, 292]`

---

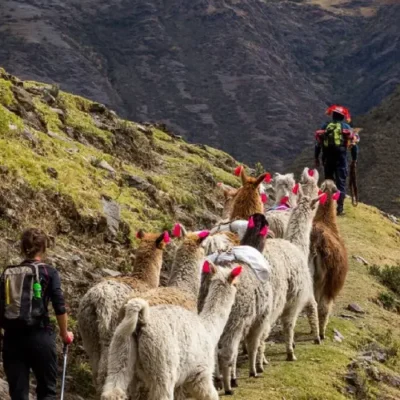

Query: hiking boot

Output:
[337, 210, 346, 216]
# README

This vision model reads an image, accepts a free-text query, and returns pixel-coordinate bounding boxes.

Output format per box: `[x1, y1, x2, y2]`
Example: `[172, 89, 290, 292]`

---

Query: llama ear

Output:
[229, 266, 243, 284]
[197, 231, 210, 242]
[311, 193, 328, 208]
[234, 165, 243, 177]
[203, 260, 217, 274]
[297, 183, 304, 199]
[332, 191, 341, 201]
[280, 195, 289, 205]
[248, 216, 255, 228]
[255, 173, 268, 187]
[163, 231, 170, 244]
[240, 167, 247, 185]
[259, 226, 268, 237]
[136, 229, 145, 239]
[172, 223, 185, 238]
[264, 173, 272, 184]
[260, 193, 268, 203]
[217, 182, 222, 187]
[155, 231, 170, 248]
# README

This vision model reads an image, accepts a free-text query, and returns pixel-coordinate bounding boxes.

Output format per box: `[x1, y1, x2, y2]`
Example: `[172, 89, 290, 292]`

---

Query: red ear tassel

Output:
[264, 173, 272, 183]
[318, 189, 323, 196]
[259, 226, 268, 237]
[136, 232, 142, 239]
[203, 260, 211, 274]
[198, 231, 210, 239]
[308, 169, 315, 177]
[319, 193, 328, 205]
[280, 196, 289, 205]
[231, 266, 243, 278]
[163, 231, 170, 243]
[248, 216, 255, 228]
[172, 223, 181, 237]
[332, 191, 341, 201]
[292, 183, 299, 195]
[234, 166, 243, 176]
[260, 193, 268, 203]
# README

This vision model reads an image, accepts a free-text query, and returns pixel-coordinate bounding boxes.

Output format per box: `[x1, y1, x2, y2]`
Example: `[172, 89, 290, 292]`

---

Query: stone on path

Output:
[348, 303, 365, 314]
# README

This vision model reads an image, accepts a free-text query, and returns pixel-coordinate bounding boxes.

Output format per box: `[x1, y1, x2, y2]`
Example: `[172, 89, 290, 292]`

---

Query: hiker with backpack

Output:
[314, 105, 359, 216]
[0, 228, 74, 400]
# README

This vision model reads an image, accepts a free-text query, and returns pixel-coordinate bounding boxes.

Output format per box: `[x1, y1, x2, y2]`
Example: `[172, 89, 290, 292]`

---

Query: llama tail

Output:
[101, 299, 149, 400]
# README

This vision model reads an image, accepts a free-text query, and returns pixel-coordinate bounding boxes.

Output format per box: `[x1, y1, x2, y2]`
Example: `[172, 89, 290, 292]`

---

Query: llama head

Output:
[136, 230, 170, 249]
[240, 168, 269, 190]
[320, 179, 338, 195]
[241, 213, 269, 251]
[300, 167, 320, 198]
[202, 260, 243, 285]
[273, 172, 297, 207]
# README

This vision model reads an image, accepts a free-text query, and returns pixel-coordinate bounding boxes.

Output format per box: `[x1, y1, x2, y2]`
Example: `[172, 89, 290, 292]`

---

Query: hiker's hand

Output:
[61, 331, 74, 345]
[315, 158, 320, 168]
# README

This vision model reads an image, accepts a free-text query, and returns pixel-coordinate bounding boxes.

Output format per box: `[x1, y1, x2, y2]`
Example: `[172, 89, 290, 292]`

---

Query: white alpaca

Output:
[101, 264, 242, 400]
[77, 230, 169, 390]
[203, 187, 321, 395]
[265, 168, 319, 238]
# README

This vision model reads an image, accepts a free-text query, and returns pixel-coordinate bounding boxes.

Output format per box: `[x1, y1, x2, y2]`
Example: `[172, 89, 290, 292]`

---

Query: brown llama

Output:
[77, 229, 170, 393]
[310, 180, 348, 340]
[230, 168, 268, 220]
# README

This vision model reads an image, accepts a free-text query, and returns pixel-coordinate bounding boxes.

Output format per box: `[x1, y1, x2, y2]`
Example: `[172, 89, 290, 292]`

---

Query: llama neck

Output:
[285, 206, 313, 257]
[131, 247, 163, 288]
[314, 197, 339, 234]
[231, 189, 263, 220]
[168, 247, 202, 296]
[200, 285, 236, 344]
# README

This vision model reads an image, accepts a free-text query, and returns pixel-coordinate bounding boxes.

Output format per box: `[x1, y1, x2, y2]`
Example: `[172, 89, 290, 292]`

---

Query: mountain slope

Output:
[1, 0, 399, 170]
[0, 70, 400, 399]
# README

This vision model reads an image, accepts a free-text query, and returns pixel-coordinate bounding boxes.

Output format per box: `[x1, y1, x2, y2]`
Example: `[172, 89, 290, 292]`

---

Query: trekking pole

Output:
[60, 343, 68, 400]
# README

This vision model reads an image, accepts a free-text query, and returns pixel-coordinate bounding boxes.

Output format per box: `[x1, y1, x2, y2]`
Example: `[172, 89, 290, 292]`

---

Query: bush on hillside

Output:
[369, 264, 400, 295]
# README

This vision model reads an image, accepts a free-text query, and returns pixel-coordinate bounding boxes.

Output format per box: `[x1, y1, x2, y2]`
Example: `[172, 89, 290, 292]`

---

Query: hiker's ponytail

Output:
[21, 228, 48, 259]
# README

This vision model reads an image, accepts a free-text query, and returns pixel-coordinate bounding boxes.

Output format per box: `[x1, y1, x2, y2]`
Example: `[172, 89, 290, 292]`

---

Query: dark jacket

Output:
[315, 120, 358, 162]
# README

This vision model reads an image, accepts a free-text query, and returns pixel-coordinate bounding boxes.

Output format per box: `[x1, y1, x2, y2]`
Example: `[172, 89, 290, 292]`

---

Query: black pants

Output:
[323, 148, 348, 212]
[2, 328, 57, 400]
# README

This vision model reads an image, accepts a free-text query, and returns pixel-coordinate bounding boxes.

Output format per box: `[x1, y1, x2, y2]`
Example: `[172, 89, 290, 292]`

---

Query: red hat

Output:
[326, 105, 351, 122]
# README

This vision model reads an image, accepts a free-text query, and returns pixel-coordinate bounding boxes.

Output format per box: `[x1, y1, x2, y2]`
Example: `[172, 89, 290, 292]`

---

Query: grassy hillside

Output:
[0, 69, 400, 399]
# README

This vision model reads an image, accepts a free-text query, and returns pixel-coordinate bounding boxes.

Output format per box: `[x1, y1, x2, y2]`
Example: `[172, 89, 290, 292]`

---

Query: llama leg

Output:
[189, 373, 219, 400]
[257, 324, 270, 372]
[230, 352, 238, 388]
[219, 330, 243, 395]
[305, 299, 321, 344]
[241, 341, 248, 355]
[282, 308, 301, 361]
[318, 298, 333, 341]
[213, 347, 223, 390]
[247, 320, 268, 377]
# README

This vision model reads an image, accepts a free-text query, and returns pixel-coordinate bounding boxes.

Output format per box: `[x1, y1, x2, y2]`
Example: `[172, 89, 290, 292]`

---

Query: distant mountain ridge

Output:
[0, 0, 399, 169]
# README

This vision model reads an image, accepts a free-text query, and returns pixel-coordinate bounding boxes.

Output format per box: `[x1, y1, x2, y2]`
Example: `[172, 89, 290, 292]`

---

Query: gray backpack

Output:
[0, 262, 46, 330]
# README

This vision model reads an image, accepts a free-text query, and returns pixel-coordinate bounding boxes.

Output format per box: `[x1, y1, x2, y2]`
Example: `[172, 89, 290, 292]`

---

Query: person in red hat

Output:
[314, 105, 358, 215]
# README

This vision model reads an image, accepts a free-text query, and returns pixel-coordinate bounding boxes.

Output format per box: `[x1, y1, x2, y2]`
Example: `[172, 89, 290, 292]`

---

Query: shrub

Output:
[369, 264, 400, 295]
